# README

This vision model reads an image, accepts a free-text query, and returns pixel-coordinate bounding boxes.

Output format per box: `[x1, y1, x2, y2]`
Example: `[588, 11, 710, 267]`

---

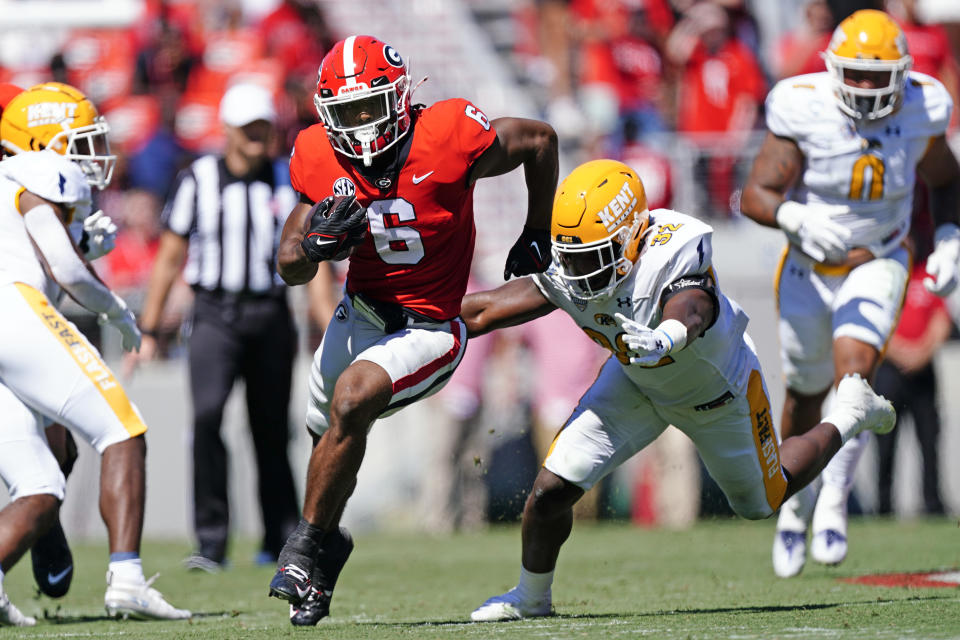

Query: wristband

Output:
[656, 319, 688, 353]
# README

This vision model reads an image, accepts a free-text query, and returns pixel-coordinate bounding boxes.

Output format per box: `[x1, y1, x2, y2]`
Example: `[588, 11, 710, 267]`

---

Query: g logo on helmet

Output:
[333, 177, 356, 197]
[384, 45, 403, 68]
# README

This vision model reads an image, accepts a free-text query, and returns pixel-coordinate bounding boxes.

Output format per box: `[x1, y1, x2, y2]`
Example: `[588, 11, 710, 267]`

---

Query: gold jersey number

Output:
[849, 153, 885, 200]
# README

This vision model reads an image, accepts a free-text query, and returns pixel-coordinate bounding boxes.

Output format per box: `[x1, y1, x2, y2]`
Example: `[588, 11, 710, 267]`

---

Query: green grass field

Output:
[3, 517, 958, 639]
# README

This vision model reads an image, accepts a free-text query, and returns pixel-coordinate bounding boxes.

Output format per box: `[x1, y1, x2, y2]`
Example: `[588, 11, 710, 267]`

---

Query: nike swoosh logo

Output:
[295, 585, 310, 598]
[47, 566, 72, 585]
[412, 171, 434, 184]
[529, 241, 542, 262]
[313, 238, 338, 245]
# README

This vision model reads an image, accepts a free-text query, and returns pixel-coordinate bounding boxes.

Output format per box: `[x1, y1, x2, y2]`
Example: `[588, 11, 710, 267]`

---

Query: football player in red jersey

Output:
[267, 35, 558, 625]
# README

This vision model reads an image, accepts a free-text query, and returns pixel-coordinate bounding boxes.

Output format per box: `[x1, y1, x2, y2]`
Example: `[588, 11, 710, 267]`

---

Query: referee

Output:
[128, 83, 299, 571]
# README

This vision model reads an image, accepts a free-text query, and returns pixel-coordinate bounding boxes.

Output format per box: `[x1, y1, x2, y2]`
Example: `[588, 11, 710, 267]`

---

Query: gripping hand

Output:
[776, 201, 852, 264]
[504, 226, 552, 280]
[300, 195, 368, 263]
[79, 210, 118, 260]
[924, 223, 960, 297]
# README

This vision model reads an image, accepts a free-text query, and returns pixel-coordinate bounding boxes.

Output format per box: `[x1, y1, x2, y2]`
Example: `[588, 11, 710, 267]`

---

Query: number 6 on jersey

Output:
[366, 198, 425, 265]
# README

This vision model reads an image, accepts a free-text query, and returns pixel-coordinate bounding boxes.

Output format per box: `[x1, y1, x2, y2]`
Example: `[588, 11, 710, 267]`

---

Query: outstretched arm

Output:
[460, 277, 557, 338]
[19, 190, 140, 351]
[660, 287, 717, 345]
[616, 283, 718, 366]
[467, 117, 558, 230]
[469, 118, 559, 279]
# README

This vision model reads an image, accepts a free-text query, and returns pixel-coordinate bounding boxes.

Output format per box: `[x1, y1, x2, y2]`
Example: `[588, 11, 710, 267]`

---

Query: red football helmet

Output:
[314, 35, 412, 166]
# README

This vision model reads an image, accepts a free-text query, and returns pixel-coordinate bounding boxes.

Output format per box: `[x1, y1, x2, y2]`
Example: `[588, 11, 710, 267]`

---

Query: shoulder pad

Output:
[0, 150, 90, 205]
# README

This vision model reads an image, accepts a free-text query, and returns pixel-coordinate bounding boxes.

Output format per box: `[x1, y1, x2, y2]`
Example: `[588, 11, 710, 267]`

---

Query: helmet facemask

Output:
[50, 117, 116, 190]
[552, 211, 646, 300]
[315, 71, 410, 166]
[825, 52, 911, 120]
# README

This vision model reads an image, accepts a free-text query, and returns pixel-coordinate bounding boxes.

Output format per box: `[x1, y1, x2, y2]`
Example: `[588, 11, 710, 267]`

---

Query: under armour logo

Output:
[616, 297, 631, 308]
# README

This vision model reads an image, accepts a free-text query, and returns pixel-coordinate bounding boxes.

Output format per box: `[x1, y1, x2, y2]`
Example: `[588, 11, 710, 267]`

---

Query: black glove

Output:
[300, 195, 368, 262]
[503, 225, 552, 280]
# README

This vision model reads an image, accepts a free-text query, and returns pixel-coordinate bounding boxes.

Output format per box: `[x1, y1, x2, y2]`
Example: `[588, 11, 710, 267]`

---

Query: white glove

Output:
[615, 313, 687, 366]
[98, 295, 142, 353]
[81, 210, 118, 260]
[923, 223, 960, 297]
[776, 201, 852, 264]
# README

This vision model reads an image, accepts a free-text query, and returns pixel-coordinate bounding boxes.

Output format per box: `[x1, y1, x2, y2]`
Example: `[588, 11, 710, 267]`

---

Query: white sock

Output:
[812, 482, 850, 535]
[108, 558, 145, 585]
[0, 565, 5, 592]
[821, 431, 867, 490]
[776, 480, 818, 532]
[515, 566, 554, 603]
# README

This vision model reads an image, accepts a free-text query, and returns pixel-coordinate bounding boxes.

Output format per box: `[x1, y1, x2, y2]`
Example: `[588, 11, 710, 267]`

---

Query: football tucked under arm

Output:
[299, 195, 368, 263]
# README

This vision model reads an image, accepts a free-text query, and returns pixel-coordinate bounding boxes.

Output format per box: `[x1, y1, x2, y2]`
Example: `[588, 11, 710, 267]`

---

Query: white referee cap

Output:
[219, 83, 276, 127]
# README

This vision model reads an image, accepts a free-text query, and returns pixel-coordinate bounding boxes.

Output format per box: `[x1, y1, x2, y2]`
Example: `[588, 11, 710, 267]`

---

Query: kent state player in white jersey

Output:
[741, 9, 960, 578]
[461, 159, 896, 622]
[0, 82, 189, 624]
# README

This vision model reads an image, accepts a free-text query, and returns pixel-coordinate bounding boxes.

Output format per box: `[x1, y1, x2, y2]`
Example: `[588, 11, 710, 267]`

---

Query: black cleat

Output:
[289, 587, 332, 626]
[288, 526, 354, 626]
[269, 563, 312, 605]
[31, 519, 73, 599]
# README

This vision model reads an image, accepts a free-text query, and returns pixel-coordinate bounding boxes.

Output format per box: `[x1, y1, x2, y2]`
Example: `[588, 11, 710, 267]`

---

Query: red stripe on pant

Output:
[391, 320, 464, 394]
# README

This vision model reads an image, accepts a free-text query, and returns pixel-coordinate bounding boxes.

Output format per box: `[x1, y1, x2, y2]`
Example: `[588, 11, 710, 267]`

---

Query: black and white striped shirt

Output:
[162, 155, 296, 294]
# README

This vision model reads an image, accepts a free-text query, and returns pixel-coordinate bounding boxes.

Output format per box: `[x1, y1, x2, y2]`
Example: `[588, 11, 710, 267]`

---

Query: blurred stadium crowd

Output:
[2, 0, 958, 295]
[1, 0, 958, 534]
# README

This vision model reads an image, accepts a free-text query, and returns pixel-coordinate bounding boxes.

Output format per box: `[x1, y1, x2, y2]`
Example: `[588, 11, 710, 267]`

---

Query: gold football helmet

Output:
[0, 82, 116, 189]
[551, 159, 650, 300]
[823, 9, 912, 121]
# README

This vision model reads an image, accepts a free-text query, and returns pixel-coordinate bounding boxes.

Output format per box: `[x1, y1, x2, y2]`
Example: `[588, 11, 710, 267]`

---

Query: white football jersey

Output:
[535, 209, 751, 408]
[0, 151, 90, 299]
[766, 71, 952, 256]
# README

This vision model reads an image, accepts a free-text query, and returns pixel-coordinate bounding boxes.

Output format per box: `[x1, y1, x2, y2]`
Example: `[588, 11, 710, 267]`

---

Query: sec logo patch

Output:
[333, 177, 356, 197]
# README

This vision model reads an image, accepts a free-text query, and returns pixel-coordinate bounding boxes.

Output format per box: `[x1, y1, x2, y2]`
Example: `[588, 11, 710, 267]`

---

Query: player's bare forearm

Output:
[469, 117, 558, 230]
[277, 200, 320, 285]
[461, 277, 555, 337]
[661, 288, 716, 346]
[740, 132, 803, 227]
[918, 135, 960, 228]
[138, 231, 187, 332]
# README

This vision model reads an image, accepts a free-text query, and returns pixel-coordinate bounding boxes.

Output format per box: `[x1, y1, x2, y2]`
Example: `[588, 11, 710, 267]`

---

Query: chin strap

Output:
[354, 127, 377, 166]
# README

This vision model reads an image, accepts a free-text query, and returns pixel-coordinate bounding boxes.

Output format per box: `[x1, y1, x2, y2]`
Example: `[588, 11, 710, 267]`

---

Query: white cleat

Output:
[470, 588, 553, 622]
[104, 572, 191, 620]
[811, 529, 848, 565]
[834, 373, 896, 437]
[0, 593, 36, 627]
[772, 530, 808, 578]
[811, 482, 850, 566]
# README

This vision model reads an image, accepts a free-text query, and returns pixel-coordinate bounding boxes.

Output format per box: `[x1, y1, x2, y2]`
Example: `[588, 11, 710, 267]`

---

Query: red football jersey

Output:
[290, 98, 497, 319]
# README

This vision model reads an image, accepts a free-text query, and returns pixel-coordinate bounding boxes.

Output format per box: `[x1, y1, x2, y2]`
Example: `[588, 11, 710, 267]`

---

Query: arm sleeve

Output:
[22, 203, 124, 316]
[161, 168, 197, 237]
